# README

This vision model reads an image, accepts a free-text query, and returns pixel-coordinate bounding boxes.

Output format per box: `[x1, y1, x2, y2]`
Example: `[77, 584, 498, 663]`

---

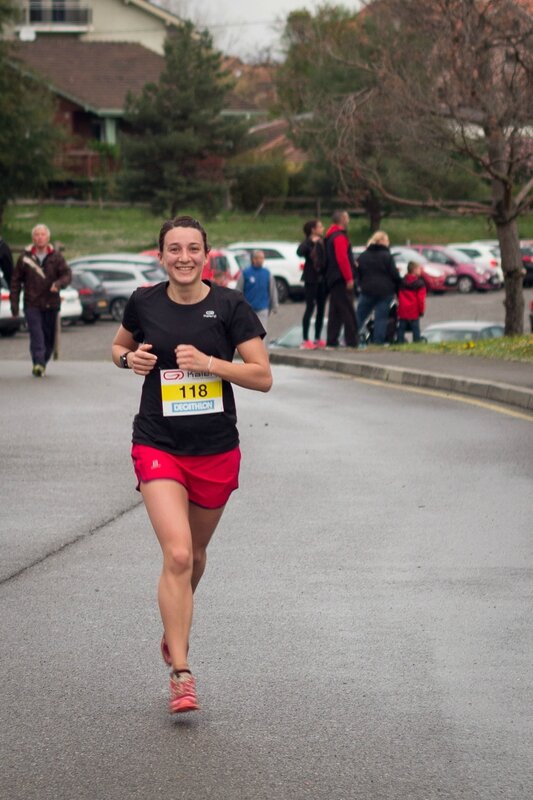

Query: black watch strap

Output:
[120, 351, 132, 368]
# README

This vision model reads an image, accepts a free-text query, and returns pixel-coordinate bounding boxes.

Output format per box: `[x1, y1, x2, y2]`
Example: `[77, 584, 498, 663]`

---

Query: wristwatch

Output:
[119, 351, 132, 369]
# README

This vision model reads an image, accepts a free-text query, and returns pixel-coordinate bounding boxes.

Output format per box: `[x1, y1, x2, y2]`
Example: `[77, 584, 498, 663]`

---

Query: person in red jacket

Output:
[324, 210, 359, 348]
[397, 261, 426, 343]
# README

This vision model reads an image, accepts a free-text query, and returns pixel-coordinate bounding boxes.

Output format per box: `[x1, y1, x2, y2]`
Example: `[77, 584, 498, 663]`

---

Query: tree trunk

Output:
[486, 128, 524, 336]
[497, 218, 524, 336]
[362, 190, 382, 232]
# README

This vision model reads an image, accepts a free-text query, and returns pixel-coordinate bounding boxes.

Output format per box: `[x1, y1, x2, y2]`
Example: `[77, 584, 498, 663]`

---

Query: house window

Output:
[52, 1, 66, 23]
[29, 2, 44, 22]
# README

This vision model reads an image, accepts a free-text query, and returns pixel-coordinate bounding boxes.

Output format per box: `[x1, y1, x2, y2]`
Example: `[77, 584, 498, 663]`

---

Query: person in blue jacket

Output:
[236, 250, 278, 332]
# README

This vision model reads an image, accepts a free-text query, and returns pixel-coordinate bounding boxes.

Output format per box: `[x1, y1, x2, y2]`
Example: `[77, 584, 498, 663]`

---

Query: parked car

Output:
[227, 241, 304, 303]
[0, 272, 22, 337]
[448, 242, 503, 283]
[422, 320, 504, 343]
[69, 254, 166, 321]
[411, 245, 501, 293]
[388, 246, 458, 293]
[140, 247, 249, 290]
[520, 242, 533, 287]
[208, 248, 249, 289]
[70, 270, 109, 324]
[59, 286, 83, 326]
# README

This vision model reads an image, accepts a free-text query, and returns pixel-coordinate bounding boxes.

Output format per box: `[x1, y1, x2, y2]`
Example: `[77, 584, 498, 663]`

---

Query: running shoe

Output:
[169, 670, 199, 713]
[32, 364, 45, 377]
[300, 340, 317, 350]
[314, 340, 326, 348]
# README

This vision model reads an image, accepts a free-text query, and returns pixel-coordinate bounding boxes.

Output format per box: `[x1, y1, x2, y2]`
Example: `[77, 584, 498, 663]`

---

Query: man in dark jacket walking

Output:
[10, 224, 71, 376]
[324, 210, 359, 348]
[356, 230, 401, 345]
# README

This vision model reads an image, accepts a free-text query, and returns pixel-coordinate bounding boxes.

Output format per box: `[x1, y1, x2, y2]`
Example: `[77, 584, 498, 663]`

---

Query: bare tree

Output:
[330, 0, 533, 334]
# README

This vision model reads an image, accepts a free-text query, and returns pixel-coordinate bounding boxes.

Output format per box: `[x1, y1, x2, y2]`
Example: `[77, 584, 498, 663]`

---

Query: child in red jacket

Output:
[397, 262, 426, 343]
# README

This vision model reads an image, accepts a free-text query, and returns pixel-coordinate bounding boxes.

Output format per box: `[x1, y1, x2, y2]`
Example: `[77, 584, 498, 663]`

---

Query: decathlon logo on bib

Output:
[160, 369, 224, 417]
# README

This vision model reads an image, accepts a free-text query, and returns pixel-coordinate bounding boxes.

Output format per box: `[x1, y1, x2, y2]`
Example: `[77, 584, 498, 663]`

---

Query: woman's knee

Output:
[164, 545, 193, 576]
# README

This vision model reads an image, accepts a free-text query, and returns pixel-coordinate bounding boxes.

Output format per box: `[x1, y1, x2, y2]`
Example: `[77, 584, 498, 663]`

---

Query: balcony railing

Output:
[20, 3, 92, 26]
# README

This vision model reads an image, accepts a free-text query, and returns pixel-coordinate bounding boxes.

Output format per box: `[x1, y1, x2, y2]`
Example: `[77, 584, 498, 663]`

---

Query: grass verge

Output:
[4, 203, 533, 259]
[387, 336, 533, 362]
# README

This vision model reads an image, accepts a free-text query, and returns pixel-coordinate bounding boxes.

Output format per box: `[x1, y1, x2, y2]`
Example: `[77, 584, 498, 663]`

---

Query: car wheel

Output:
[82, 313, 98, 324]
[0, 326, 19, 337]
[110, 297, 127, 321]
[457, 276, 475, 294]
[274, 278, 289, 304]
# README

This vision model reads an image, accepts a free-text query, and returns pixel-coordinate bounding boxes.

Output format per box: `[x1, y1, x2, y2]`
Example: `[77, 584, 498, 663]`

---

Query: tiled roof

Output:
[10, 38, 164, 112]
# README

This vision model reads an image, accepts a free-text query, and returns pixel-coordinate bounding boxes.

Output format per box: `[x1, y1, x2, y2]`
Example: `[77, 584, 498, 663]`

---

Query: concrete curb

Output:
[269, 351, 533, 412]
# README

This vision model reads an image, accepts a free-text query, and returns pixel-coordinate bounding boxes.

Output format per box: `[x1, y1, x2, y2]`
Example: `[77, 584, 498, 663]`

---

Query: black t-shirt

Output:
[122, 281, 266, 456]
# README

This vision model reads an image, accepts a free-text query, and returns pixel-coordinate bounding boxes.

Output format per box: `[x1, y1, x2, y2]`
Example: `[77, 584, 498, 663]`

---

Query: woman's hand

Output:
[130, 343, 158, 375]
[175, 344, 211, 373]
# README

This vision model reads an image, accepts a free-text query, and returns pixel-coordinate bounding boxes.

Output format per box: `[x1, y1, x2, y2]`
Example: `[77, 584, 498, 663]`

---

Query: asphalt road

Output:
[1, 286, 533, 362]
[1, 360, 532, 800]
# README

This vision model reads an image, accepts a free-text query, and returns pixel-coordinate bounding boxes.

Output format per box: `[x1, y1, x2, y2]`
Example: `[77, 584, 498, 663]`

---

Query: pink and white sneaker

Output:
[314, 339, 327, 348]
[300, 340, 317, 350]
[169, 670, 199, 714]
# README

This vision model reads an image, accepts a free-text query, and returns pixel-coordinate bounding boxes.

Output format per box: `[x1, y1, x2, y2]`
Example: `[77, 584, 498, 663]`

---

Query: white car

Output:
[69, 254, 166, 320]
[0, 272, 22, 337]
[227, 241, 304, 303]
[449, 242, 503, 283]
[59, 285, 83, 325]
[422, 320, 504, 343]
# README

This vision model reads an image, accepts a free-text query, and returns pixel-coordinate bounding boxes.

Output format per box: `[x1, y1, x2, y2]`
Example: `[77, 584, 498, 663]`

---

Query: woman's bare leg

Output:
[141, 480, 227, 670]
[189, 502, 226, 593]
[141, 480, 193, 671]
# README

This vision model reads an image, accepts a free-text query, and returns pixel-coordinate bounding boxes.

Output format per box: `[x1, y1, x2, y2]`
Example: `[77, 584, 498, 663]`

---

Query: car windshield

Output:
[143, 267, 166, 281]
[425, 328, 480, 342]
[72, 271, 102, 289]
[234, 253, 251, 269]
[272, 326, 302, 347]
[392, 249, 424, 263]
[446, 248, 473, 262]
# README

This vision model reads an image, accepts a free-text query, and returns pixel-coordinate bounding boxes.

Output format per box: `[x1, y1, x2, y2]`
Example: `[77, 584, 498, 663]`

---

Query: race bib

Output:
[160, 369, 224, 417]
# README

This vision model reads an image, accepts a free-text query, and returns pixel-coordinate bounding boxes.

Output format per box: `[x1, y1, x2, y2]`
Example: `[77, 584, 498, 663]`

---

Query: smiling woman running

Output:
[112, 216, 272, 714]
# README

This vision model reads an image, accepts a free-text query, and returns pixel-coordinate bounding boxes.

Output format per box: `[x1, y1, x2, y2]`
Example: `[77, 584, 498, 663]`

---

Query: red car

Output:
[389, 246, 458, 293]
[520, 241, 533, 287]
[411, 245, 501, 293]
[140, 247, 247, 289]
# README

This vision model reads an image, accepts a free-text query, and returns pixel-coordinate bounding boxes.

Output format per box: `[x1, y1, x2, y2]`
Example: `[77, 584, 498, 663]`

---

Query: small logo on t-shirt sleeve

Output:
[151, 459, 161, 469]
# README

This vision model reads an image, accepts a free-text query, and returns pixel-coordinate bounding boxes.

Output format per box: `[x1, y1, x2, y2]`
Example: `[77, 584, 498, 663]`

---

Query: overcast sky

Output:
[157, 1, 361, 60]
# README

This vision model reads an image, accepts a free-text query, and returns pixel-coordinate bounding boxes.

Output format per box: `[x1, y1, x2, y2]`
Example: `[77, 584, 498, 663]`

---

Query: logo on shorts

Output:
[151, 459, 161, 469]
[203, 310, 217, 318]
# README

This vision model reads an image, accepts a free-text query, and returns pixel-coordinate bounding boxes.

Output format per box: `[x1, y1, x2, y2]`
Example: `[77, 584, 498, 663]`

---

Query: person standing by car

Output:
[236, 249, 278, 332]
[324, 210, 359, 349]
[297, 219, 327, 349]
[356, 230, 401, 345]
[111, 215, 272, 715]
[10, 224, 71, 376]
[396, 261, 426, 343]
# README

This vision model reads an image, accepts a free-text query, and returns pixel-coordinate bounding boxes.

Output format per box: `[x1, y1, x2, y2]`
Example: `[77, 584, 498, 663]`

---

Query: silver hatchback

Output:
[69, 253, 166, 321]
